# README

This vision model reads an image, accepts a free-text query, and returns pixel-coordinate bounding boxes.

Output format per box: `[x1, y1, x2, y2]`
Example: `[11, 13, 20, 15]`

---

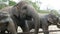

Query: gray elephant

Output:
[0, 1, 40, 34]
[25, 13, 60, 34]
[0, 12, 17, 34]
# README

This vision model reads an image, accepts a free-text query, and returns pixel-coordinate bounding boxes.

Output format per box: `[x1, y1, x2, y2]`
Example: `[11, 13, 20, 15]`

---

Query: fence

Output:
[17, 30, 60, 34]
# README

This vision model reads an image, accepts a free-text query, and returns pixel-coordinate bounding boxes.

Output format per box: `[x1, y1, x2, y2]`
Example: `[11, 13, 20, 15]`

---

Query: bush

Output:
[9, 1, 16, 6]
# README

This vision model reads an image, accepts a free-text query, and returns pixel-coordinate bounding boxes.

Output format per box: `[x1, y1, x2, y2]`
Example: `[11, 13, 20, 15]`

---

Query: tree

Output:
[0, 0, 16, 9]
[9, 1, 16, 6]
[23, 0, 41, 13]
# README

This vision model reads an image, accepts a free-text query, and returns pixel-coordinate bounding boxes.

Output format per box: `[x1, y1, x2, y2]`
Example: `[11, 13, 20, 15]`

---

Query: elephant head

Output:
[47, 13, 60, 27]
[13, 1, 39, 19]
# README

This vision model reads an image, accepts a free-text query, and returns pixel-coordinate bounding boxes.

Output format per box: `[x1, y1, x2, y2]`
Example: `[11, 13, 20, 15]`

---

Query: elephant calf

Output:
[0, 12, 17, 34]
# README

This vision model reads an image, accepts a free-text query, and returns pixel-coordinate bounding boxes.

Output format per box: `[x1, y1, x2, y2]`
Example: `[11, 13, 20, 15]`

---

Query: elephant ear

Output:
[48, 17, 53, 23]
[11, 7, 19, 17]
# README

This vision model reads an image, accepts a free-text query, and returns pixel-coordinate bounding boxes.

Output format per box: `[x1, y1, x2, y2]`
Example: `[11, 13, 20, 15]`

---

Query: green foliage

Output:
[2, 0, 8, 2]
[39, 10, 49, 13]
[0, 4, 7, 9]
[26, 0, 40, 13]
[50, 10, 59, 16]
[0, 0, 16, 9]
[9, 1, 16, 6]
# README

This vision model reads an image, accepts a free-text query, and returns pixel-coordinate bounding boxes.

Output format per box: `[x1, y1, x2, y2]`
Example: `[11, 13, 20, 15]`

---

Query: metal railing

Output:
[17, 30, 60, 34]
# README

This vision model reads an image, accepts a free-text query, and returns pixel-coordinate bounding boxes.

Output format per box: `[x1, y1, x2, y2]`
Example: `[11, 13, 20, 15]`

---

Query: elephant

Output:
[0, 11, 17, 34]
[25, 13, 60, 34]
[0, 1, 40, 34]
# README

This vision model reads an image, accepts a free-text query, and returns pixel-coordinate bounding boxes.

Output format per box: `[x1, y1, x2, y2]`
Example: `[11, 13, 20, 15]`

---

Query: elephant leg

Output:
[42, 25, 49, 34]
[0, 30, 5, 34]
[21, 26, 30, 34]
[7, 22, 17, 34]
[7, 18, 17, 34]
[5, 29, 11, 34]
[0, 28, 10, 34]
[0, 30, 10, 34]
[41, 18, 49, 34]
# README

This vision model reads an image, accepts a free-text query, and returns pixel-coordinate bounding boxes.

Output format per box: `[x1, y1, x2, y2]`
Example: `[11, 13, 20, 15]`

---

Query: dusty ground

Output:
[17, 25, 60, 34]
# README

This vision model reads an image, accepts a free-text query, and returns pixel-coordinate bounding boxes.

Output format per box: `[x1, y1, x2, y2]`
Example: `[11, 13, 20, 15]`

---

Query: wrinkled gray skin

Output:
[10, 1, 40, 34]
[1, 1, 40, 34]
[0, 12, 17, 34]
[25, 13, 60, 34]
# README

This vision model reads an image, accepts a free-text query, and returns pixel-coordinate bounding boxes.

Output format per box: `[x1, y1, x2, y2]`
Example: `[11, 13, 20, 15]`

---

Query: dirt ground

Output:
[17, 25, 60, 34]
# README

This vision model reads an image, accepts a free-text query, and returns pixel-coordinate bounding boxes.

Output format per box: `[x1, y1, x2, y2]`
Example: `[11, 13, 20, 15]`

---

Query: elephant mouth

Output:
[57, 23, 60, 28]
